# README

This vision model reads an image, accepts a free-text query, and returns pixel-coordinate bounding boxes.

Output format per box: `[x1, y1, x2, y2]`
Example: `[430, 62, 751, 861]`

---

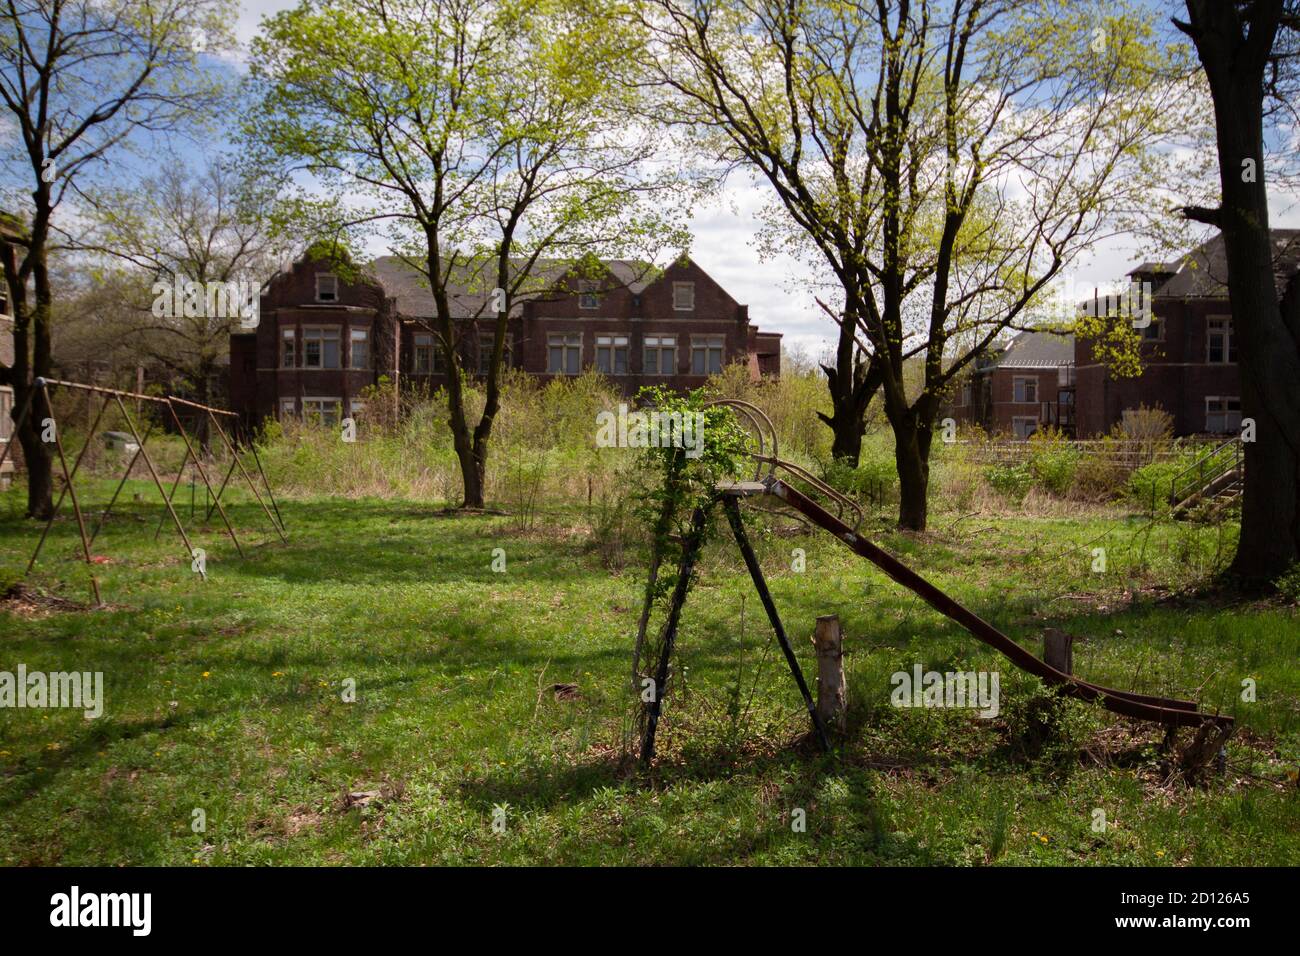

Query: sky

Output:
[195, 2, 1300, 357]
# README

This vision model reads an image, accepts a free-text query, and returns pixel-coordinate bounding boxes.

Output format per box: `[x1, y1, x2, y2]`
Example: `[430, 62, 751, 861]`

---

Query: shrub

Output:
[1070, 437, 1128, 501]
[985, 462, 1033, 502]
[1112, 403, 1174, 442]
[1126, 450, 1203, 510]
[1026, 429, 1080, 497]
[1274, 563, 1300, 604]
[821, 449, 895, 504]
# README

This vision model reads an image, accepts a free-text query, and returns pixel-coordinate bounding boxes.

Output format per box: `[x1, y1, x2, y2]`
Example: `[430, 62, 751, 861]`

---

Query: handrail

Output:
[1169, 435, 1242, 506]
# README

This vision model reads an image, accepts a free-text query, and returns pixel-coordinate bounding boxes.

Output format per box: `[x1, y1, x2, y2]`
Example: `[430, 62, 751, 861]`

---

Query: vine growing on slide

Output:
[629, 387, 748, 759]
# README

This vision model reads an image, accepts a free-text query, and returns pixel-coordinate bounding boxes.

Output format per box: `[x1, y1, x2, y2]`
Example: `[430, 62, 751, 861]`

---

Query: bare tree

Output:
[0, 0, 232, 517]
[75, 158, 294, 436]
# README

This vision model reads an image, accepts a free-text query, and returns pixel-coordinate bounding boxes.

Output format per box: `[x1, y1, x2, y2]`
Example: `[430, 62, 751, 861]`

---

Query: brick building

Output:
[945, 230, 1300, 439]
[947, 329, 1076, 438]
[230, 251, 781, 431]
[0, 214, 25, 487]
[1073, 230, 1300, 437]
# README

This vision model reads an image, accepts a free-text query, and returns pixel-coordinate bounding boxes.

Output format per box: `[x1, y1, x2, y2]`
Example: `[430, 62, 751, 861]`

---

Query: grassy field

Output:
[1, 480, 1297, 866]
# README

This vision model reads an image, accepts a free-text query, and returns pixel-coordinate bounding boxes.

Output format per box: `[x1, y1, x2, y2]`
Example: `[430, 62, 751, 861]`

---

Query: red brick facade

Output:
[945, 331, 1075, 437]
[943, 231, 1300, 439]
[230, 253, 781, 431]
[1073, 293, 1241, 437]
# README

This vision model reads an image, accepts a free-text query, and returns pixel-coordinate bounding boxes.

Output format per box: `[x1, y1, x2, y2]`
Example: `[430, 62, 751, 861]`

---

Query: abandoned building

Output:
[945, 230, 1300, 438]
[229, 251, 782, 431]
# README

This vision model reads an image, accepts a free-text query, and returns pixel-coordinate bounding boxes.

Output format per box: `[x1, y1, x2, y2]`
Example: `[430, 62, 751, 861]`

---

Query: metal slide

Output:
[758, 475, 1232, 730]
[707, 399, 1232, 732]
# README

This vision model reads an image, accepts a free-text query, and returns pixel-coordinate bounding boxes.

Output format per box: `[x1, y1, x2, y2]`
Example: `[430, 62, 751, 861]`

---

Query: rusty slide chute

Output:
[708, 397, 1232, 733]
[761, 476, 1231, 731]
[634, 400, 1229, 766]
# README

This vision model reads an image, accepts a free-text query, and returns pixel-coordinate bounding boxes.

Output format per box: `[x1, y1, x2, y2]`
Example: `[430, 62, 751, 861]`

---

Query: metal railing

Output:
[1169, 435, 1243, 508]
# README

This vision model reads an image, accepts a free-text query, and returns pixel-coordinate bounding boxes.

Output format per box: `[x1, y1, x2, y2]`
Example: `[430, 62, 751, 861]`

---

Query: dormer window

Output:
[578, 280, 600, 310]
[316, 273, 338, 302]
[673, 282, 695, 311]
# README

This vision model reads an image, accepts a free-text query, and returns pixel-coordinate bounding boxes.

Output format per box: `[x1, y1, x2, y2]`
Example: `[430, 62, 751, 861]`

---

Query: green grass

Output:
[1, 483, 1297, 865]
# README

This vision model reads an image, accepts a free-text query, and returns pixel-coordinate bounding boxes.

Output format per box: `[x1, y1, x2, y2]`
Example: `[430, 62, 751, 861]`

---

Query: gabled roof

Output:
[367, 255, 658, 319]
[1155, 229, 1300, 299]
[984, 329, 1074, 369]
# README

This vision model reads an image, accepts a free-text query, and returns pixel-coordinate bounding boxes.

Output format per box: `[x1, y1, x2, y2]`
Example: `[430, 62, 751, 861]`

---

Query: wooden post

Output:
[813, 615, 847, 732]
[1043, 628, 1073, 675]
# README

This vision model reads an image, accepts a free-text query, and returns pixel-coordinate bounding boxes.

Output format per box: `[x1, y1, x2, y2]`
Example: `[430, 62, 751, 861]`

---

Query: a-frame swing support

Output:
[1, 377, 285, 604]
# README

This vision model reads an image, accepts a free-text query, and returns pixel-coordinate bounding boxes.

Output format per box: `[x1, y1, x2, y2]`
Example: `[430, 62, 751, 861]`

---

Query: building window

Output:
[1012, 376, 1038, 403]
[960, 382, 972, 407]
[1012, 417, 1038, 440]
[548, 332, 582, 374]
[1141, 318, 1162, 341]
[578, 280, 600, 310]
[279, 398, 296, 419]
[349, 399, 366, 419]
[350, 327, 369, 369]
[303, 326, 340, 369]
[1207, 316, 1236, 363]
[316, 273, 338, 302]
[690, 335, 724, 375]
[644, 334, 677, 375]
[414, 333, 433, 374]
[303, 397, 341, 426]
[673, 282, 695, 311]
[595, 334, 629, 374]
[281, 327, 296, 368]
[478, 335, 511, 375]
[1206, 396, 1241, 434]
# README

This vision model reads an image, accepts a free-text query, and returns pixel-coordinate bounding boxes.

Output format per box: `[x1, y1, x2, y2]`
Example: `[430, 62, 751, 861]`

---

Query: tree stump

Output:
[813, 615, 847, 732]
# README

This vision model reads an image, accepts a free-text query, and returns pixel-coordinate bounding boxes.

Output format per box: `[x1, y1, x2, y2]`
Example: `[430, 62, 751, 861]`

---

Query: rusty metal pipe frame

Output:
[765, 477, 1231, 731]
[37, 377, 170, 405]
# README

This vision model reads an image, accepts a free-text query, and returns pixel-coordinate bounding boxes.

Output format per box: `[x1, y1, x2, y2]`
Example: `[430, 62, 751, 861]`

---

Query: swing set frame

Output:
[0, 377, 285, 605]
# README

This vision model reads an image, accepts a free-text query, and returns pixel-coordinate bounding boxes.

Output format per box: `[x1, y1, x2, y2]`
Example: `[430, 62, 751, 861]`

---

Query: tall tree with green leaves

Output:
[247, 0, 691, 509]
[0, 0, 233, 518]
[640, 0, 1195, 531]
[1173, 0, 1300, 586]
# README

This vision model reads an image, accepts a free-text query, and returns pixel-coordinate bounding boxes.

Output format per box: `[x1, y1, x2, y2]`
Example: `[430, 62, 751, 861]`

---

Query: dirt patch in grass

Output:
[0, 582, 120, 617]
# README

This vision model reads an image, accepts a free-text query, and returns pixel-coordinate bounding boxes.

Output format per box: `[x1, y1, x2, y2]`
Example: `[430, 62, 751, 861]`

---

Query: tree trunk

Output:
[14, 405, 53, 519]
[827, 403, 866, 463]
[451, 407, 484, 510]
[820, 347, 883, 466]
[2, 231, 54, 519]
[894, 423, 931, 532]
[1179, 0, 1300, 584]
